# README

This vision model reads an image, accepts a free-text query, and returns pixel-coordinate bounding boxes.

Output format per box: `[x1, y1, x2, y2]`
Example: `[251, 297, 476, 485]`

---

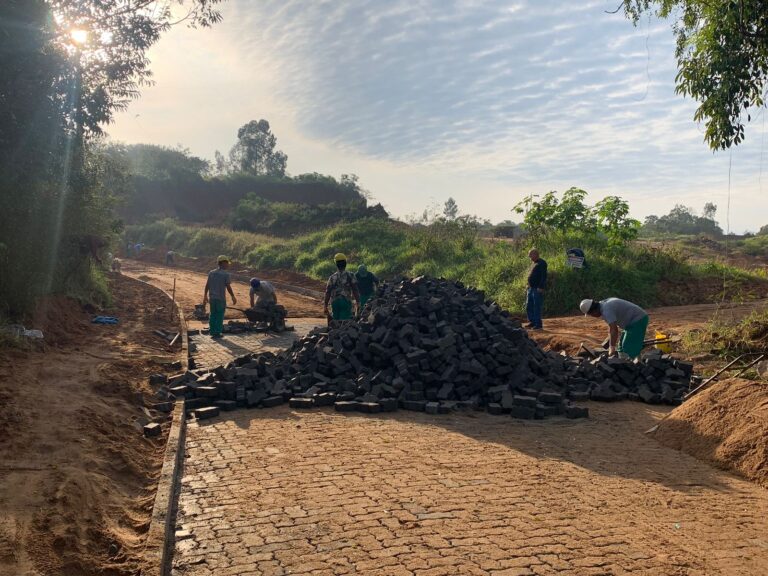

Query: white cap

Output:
[579, 299, 594, 315]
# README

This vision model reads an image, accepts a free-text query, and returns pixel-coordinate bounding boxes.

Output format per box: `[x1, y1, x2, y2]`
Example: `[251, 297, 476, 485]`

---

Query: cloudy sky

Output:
[109, 0, 768, 232]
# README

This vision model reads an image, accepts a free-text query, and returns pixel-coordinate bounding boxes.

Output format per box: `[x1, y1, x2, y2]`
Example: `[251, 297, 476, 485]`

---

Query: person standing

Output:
[323, 253, 360, 322]
[580, 297, 649, 359]
[525, 248, 547, 329]
[203, 255, 237, 339]
[355, 264, 379, 308]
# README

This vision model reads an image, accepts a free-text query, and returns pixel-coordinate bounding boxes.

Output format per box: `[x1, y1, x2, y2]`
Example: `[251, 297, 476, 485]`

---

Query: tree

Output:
[228, 120, 288, 177]
[702, 202, 717, 220]
[0, 0, 223, 315]
[622, 1, 768, 149]
[593, 196, 641, 245]
[641, 203, 723, 236]
[513, 189, 639, 245]
[443, 197, 459, 220]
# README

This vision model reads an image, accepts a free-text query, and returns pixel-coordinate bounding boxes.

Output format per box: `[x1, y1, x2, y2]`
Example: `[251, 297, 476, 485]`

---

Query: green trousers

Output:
[359, 292, 373, 308]
[619, 314, 649, 359]
[331, 297, 353, 320]
[209, 299, 226, 336]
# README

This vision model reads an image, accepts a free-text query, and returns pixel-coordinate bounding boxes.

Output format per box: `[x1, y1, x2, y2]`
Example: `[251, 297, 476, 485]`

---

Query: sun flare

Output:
[70, 28, 88, 45]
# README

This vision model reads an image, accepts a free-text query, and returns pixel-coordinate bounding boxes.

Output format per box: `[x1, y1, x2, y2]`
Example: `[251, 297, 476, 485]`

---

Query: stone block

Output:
[194, 406, 220, 420]
[289, 397, 314, 409]
[334, 401, 358, 412]
[143, 422, 162, 437]
[262, 396, 284, 408]
[215, 400, 237, 412]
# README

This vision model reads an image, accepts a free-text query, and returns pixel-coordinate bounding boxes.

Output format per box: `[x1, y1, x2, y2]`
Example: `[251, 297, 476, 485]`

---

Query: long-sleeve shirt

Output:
[527, 258, 548, 290]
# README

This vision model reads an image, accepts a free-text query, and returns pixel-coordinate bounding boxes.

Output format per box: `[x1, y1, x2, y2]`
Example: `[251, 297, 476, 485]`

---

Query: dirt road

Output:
[0, 275, 180, 575]
[121, 259, 324, 321]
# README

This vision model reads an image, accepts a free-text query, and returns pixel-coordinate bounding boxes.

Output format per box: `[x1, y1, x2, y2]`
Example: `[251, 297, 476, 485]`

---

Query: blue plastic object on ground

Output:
[92, 316, 119, 324]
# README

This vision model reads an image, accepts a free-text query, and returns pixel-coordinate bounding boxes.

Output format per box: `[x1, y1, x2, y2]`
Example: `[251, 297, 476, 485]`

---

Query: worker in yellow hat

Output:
[323, 252, 360, 323]
[203, 255, 237, 339]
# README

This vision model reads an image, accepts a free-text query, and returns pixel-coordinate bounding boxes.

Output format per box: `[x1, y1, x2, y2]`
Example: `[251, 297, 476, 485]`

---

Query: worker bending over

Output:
[324, 253, 360, 322]
[203, 255, 237, 339]
[250, 278, 277, 308]
[355, 264, 379, 308]
[580, 297, 649, 359]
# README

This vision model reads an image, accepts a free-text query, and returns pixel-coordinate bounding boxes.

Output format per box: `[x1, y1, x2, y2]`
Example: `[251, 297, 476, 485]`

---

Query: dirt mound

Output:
[30, 295, 92, 347]
[653, 378, 768, 488]
[0, 275, 177, 575]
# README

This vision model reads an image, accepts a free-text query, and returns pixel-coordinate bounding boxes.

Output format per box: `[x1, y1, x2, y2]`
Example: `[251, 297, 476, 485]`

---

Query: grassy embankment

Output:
[126, 218, 768, 315]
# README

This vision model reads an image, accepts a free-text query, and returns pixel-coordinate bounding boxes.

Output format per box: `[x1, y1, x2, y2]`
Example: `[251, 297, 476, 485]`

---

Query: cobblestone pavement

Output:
[189, 319, 323, 369]
[172, 403, 768, 576]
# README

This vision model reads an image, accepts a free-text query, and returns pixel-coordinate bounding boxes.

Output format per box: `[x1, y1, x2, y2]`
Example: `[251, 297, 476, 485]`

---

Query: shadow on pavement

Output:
[194, 401, 738, 493]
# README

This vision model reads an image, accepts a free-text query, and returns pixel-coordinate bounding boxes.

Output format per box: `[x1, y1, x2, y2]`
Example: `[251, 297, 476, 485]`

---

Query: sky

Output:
[109, 0, 768, 232]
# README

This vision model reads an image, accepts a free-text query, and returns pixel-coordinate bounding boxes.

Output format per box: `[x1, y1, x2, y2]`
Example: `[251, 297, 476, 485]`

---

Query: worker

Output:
[134, 242, 143, 258]
[125, 241, 133, 258]
[525, 248, 547, 330]
[323, 253, 360, 322]
[203, 255, 237, 339]
[165, 250, 175, 266]
[249, 277, 277, 308]
[580, 297, 649, 359]
[111, 257, 121, 273]
[355, 264, 379, 308]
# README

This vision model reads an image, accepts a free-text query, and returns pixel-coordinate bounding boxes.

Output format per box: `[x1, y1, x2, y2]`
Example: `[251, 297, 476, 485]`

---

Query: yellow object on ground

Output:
[655, 331, 672, 353]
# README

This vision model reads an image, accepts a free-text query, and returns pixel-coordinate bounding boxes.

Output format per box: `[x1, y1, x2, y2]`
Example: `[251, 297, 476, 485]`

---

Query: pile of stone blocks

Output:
[565, 349, 693, 405]
[153, 276, 694, 421]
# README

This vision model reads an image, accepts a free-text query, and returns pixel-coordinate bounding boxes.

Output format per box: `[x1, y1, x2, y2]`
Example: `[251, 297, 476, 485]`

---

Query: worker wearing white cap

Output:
[580, 297, 649, 359]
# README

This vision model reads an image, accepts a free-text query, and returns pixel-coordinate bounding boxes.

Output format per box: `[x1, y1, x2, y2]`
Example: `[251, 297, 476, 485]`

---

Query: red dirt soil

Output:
[652, 378, 768, 488]
[0, 274, 181, 575]
[530, 299, 768, 356]
[136, 247, 326, 291]
[120, 258, 325, 323]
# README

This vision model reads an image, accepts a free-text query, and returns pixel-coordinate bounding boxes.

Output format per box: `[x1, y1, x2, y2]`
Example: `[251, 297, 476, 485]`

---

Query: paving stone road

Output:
[172, 402, 768, 576]
[189, 319, 323, 369]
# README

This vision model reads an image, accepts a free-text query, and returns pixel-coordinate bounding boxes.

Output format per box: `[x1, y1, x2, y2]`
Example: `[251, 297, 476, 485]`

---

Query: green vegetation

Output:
[683, 309, 768, 358]
[641, 203, 723, 237]
[513, 188, 641, 246]
[0, 1, 223, 319]
[127, 216, 768, 316]
[737, 234, 768, 257]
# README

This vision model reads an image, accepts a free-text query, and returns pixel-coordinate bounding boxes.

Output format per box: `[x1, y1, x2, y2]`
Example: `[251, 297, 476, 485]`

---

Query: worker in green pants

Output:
[580, 297, 649, 359]
[355, 264, 379, 308]
[323, 253, 360, 324]
[203, 255, 237, 339]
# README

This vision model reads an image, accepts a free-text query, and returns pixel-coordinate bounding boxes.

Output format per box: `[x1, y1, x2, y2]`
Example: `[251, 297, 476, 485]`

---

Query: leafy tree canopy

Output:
[219, 119, 288, 177]
[622, 0, 768, 149]
[641, 203, 723, 236]
[513, 188, 641, 245]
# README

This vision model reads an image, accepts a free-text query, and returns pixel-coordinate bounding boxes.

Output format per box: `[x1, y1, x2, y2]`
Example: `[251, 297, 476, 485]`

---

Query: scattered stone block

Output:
[143, 422, 162, 437]
[194, 406, 219, 420]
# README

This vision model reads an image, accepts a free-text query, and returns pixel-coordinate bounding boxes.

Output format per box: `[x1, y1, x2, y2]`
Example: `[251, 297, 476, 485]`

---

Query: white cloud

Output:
[108, 0, 768, 232]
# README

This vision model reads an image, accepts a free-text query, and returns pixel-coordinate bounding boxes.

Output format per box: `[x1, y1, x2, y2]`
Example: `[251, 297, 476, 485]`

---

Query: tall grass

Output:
[126, 218, 767, 315]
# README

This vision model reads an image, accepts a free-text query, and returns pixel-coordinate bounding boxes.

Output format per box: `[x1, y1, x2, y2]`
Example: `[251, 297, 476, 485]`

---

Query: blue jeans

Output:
[526, 288, 544, 328]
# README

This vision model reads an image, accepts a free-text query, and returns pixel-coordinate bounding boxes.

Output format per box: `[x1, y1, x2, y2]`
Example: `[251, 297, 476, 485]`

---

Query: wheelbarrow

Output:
[233, 304, 288, 332]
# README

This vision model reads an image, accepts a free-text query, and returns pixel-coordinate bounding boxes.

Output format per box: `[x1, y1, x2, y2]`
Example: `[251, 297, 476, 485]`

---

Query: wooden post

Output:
[170, 277, 177, 321]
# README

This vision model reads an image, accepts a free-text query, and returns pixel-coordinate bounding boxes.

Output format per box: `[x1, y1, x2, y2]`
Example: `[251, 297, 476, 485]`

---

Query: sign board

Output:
[566, 255, 585, 269]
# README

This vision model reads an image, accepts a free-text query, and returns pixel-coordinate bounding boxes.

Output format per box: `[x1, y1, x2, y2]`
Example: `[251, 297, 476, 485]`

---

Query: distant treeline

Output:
[105, 143, 388, 231]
